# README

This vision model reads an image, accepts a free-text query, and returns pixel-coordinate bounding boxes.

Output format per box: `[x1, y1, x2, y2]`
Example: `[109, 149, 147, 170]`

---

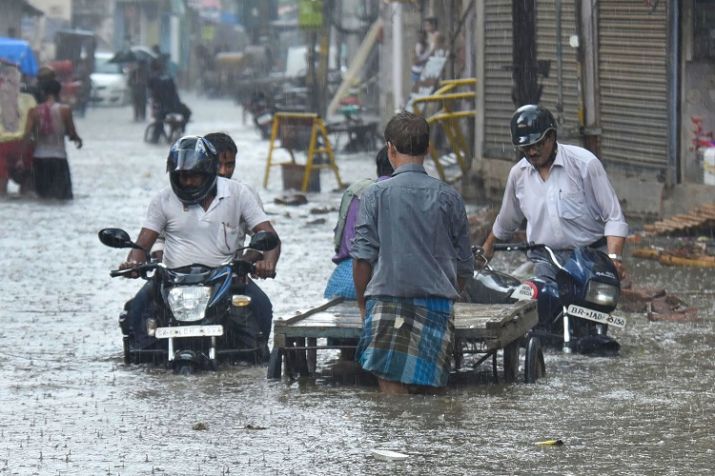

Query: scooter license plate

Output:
[566, 305, 626, 328]
[155, 325, 224, 339]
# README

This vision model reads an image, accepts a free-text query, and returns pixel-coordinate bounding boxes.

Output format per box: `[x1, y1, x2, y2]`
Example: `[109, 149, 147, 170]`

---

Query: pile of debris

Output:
[631, 239, 715, 268]
[467, 209, 497, 245]
[619, 286, 701, 322]
[643, 203, 715, 236]
[466, 208, 527, 246]
[629, 203, 715, 268]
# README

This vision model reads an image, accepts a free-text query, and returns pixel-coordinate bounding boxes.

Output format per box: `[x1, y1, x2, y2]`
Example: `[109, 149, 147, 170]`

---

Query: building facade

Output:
[473, 0, 715, 217]
[3, 0, 43, 39]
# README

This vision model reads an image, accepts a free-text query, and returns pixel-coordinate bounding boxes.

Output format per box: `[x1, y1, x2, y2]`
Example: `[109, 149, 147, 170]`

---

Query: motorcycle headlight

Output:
[167, 286, 211, 322]
[585, 281, 619, 307]
[232, 294, 252, 307]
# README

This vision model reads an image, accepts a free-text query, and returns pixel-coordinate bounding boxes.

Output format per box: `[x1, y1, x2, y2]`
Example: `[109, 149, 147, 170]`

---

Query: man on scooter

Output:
[482, 104, 629, 279]
[119, 136, 280, 353]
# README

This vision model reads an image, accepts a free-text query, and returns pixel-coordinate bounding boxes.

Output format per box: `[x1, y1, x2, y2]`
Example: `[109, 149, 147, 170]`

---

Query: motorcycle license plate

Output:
[155, 325, 224, 339]
[566, 305, 626, 328]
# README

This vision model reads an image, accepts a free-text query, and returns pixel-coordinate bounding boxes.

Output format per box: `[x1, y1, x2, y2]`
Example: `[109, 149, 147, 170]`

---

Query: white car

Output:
[90, 52, 128, 106]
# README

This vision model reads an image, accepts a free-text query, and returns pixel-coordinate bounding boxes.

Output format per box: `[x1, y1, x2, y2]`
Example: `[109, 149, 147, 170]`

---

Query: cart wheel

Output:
[503, 340, 520, 383]
[122, 336, 131, 365]
[524, 336, 545, 384]
[267, 347, 283, 379]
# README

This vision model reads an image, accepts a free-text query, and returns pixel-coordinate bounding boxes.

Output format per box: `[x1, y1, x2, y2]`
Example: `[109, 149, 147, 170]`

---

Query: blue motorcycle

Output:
[99, 228, 280, 373]
[463, 243, 623, 355]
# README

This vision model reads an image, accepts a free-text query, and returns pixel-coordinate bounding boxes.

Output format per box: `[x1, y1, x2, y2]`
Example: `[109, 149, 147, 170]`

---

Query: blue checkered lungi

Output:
[356, 296, 454, 387]
[323, 259, 357, 300]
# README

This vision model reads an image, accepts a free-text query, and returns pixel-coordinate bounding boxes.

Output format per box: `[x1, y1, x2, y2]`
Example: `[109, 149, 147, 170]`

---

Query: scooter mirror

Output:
[98, 228, 141, 249]
[248, 231, 279, 252]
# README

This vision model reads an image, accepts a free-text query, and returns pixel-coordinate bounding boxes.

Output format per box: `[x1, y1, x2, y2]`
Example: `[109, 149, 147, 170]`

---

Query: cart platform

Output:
[268, 298, 544, 384]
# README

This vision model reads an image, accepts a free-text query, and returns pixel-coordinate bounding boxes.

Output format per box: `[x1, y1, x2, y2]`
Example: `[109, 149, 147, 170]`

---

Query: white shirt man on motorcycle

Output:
[119, 136, 280, 349]
[482, 104, 628, 280]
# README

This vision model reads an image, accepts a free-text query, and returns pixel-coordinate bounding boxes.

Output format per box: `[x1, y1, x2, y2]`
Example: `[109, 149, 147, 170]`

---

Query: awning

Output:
[0, 37, 39, 76]
[21, 0, 44, 17]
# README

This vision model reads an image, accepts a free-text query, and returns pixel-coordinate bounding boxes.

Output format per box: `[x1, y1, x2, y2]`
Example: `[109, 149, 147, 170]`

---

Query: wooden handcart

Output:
[268, 298, 544, 384]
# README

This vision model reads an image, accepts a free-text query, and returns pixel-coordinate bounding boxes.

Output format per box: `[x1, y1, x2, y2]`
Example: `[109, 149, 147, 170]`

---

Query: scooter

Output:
[462, 243, 624, 355]
[99, 228, 280, 374]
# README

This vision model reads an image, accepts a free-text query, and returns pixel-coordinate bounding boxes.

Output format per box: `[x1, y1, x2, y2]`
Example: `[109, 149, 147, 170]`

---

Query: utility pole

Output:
[316, 0, 333, 116]
[299, 0, 327, 114]
[512, 0, 540, 107]
[391, 2, 404, 111]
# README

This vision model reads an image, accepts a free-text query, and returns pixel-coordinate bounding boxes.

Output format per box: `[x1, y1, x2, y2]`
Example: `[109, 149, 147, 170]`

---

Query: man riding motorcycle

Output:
[482, 104, 629, 280]
[479, 105, 628, 351]
[120, 136, 280, 355]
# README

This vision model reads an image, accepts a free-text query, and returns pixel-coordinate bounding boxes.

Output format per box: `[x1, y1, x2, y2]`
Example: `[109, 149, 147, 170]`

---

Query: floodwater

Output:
[1, 96, 714, 476]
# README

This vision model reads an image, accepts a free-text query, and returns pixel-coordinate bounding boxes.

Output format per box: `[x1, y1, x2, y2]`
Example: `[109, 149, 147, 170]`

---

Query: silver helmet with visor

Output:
[166, 135, 219, 205]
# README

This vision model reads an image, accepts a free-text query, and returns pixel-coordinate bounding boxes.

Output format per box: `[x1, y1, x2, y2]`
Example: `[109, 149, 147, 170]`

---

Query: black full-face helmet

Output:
[167, 135, 219, 205]
[510, 104, 557, 147]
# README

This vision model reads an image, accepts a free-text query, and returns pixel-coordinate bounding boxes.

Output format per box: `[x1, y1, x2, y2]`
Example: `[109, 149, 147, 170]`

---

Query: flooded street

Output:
[1, 97, 714, 475]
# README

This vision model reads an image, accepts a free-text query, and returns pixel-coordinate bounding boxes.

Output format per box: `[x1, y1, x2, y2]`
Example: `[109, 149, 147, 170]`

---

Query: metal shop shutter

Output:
[536, 0, 582, 144]
[483, 0, 515, 159]
[598, 0, 668, 169]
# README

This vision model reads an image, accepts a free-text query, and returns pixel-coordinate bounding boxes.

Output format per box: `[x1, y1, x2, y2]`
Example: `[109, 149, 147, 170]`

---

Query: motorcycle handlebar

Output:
[233, 260, 256, 276]
[110, 260, 275, 279]
[492, 243, 565, 271]
[109, 262, 160, 279]
[493, 243, 546, 252]
[233, 259, 277, 279]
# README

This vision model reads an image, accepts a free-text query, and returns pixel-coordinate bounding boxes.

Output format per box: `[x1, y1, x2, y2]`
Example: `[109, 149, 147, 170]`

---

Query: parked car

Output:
[90, 52, 128, 106]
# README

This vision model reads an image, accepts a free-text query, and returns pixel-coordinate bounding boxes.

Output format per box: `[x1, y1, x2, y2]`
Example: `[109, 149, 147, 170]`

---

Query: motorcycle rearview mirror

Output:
[247, 231, 280, 252]
[98, 228, 144, 250]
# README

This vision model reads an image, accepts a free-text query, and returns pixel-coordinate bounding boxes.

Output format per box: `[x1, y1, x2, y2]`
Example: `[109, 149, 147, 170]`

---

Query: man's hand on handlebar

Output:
[611, 259, 627, 281]
[119, 249, 147, 279]
[117, 260, 143, 279]
[252, 259, 276, 280]
[481, 231, 497, 261]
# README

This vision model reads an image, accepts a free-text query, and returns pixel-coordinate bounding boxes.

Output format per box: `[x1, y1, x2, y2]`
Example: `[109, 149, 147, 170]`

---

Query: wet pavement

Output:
[0, 96, 714, 475]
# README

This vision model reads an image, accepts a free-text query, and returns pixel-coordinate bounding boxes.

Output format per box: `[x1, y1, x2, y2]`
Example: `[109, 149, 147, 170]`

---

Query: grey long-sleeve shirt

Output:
[350, 163, 474, 300]
[492, 143, 629, 249]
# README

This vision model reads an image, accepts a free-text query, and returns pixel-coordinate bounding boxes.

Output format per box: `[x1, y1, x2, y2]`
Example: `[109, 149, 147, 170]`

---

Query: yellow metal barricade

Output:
[412, 78, 476, 183]
[263, 112, 344, 193]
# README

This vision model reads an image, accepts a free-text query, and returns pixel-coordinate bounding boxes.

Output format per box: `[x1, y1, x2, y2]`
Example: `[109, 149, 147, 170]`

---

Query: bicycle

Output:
[144, 112, 185, 145]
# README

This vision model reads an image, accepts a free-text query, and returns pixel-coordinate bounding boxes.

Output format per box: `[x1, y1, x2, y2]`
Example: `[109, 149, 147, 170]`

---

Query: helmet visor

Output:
[168, 137, 217, 174]
[172, 148, 203, 171]
[514, 130, 551, 147]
